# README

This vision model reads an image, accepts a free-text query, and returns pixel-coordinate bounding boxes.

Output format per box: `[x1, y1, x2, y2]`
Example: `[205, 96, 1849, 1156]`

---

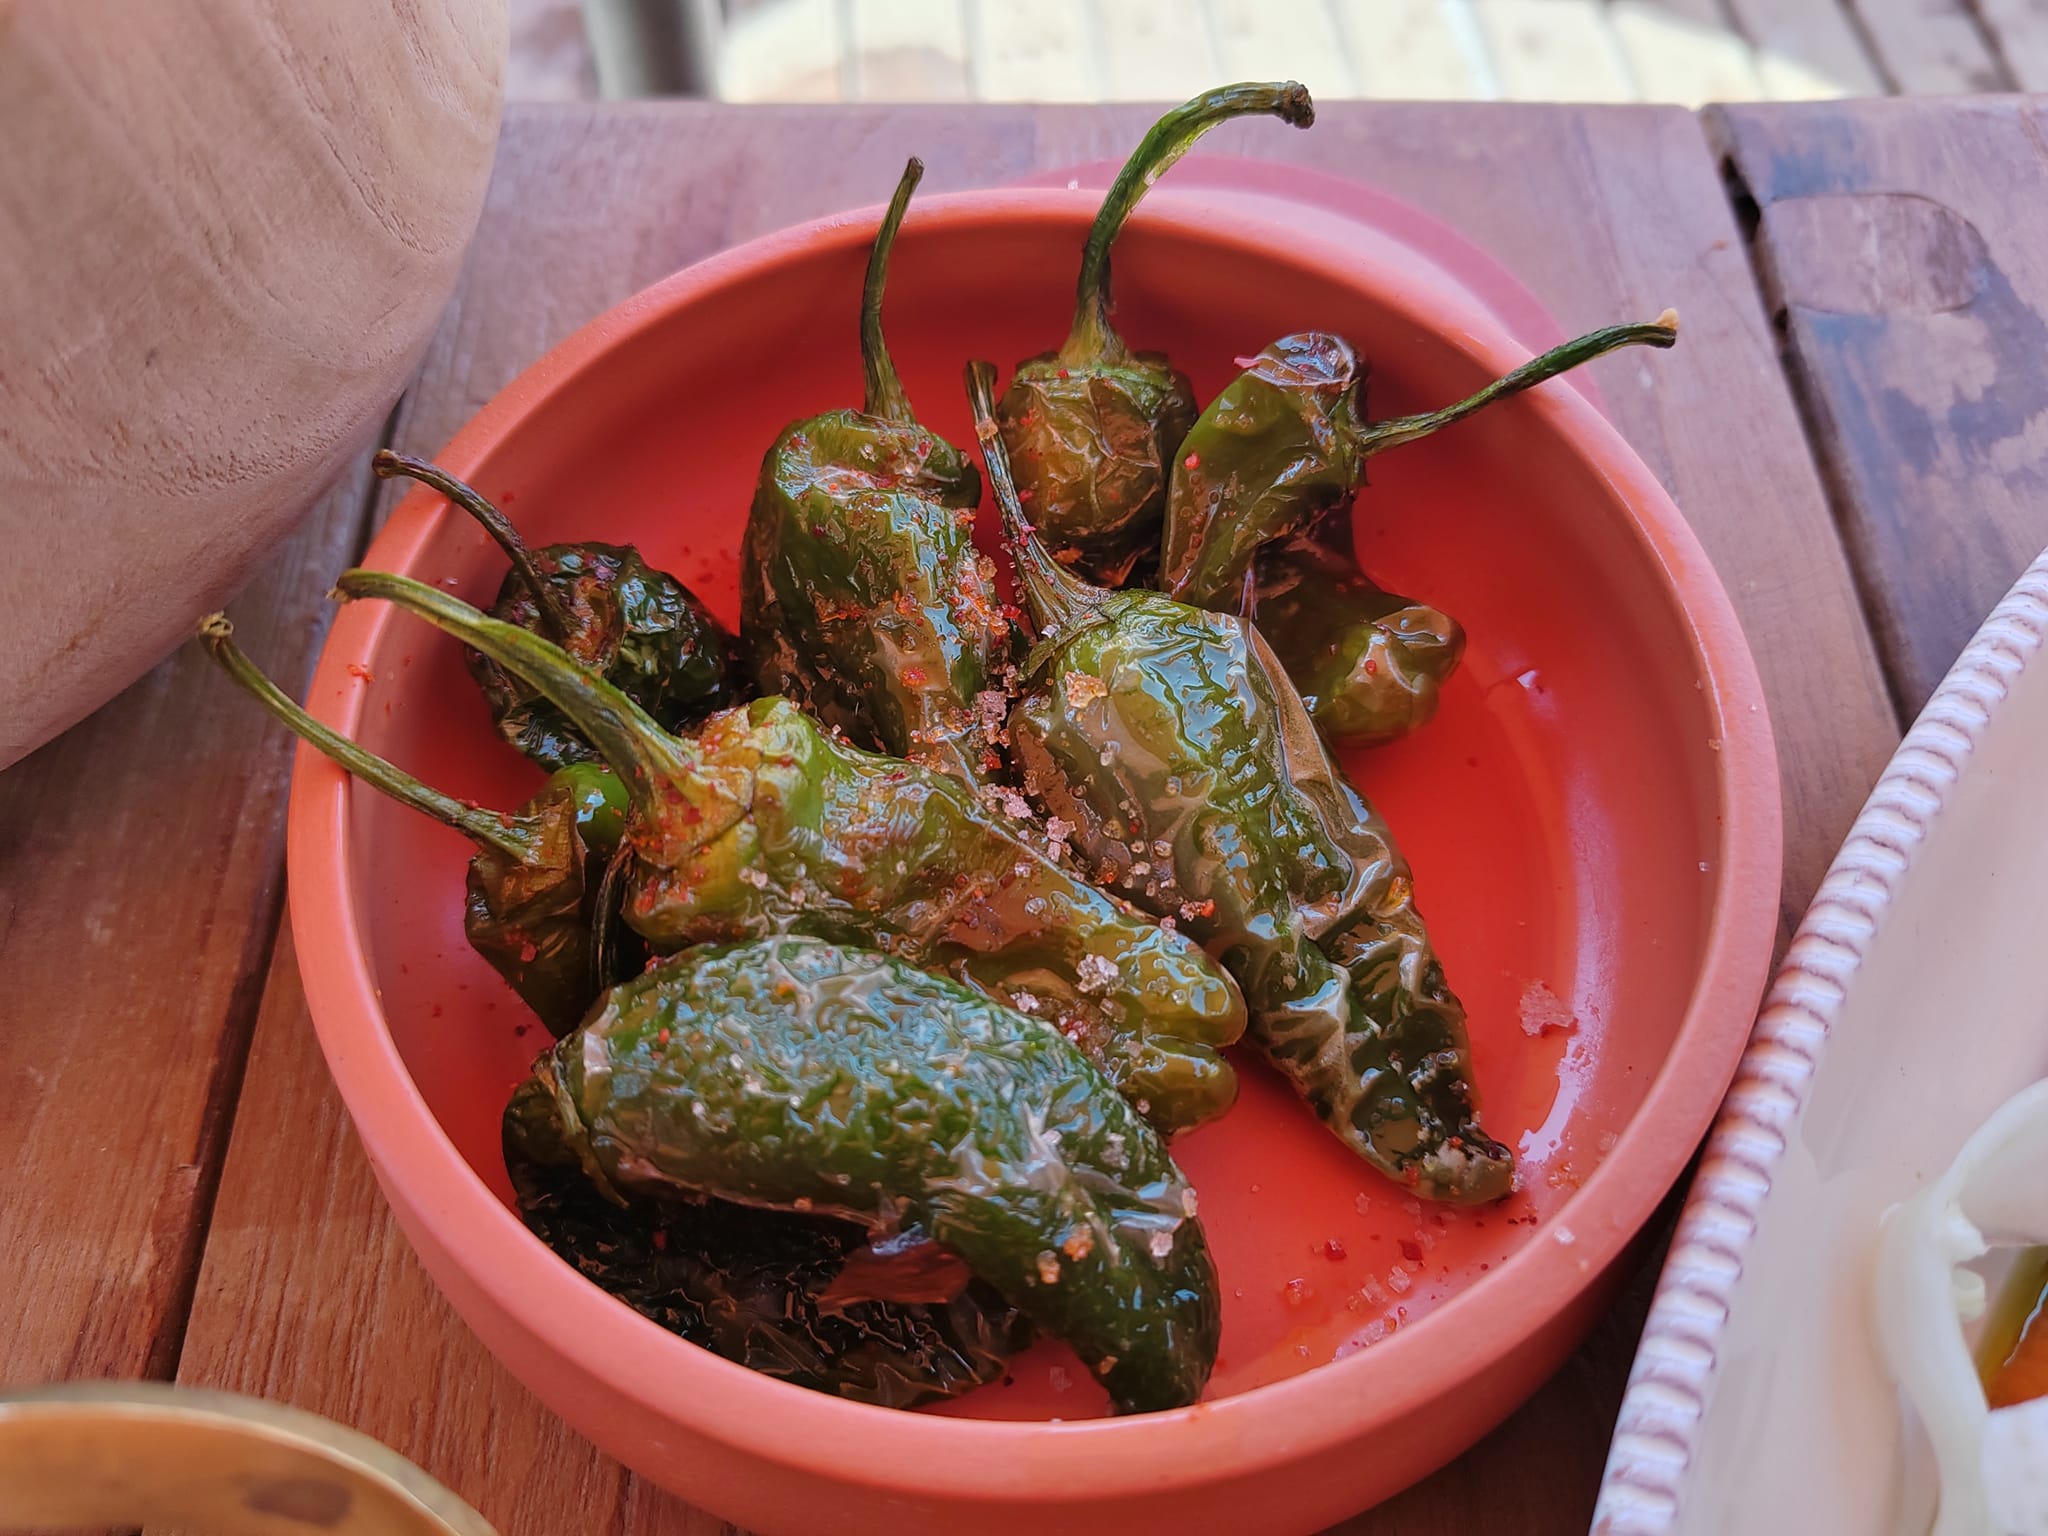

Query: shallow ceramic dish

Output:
[287, 185, 1780, 1534]
[1596, 550, 2048, 1535]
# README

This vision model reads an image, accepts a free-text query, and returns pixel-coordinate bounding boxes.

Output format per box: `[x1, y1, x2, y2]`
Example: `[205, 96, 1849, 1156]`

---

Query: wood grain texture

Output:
[1975, 0, 2048, 89]
[0, 451, 380, 1389]
[144, 100, 1901, 1536]
[161, 929, 735, 1536]
[1721, 0, 1884, 98]
[0, 0, 504, 767]
[1715, 96, 2048, 715]
[1848, 0, 2011, 91]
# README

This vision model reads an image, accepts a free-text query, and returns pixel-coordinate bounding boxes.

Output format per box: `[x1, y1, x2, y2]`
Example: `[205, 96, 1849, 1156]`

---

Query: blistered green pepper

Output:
[199, 615, 624, 1035]
[1158, 315, 1681, 611]
[1254, 507, 1464, 746]
[969, 362, 1513, 1202]
[740, 158, 1011, 785]
[995, 83, 1314, 586]
[375, 451, 737, 773]
[504, 1081, 1029, 1407]
[522, 935, 1218, 1412]
[332, 569, 1246, 1135]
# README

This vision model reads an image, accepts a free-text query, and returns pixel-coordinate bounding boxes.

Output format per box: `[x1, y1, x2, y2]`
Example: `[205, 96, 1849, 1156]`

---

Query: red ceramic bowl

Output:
[288, 187, 1780, 1535]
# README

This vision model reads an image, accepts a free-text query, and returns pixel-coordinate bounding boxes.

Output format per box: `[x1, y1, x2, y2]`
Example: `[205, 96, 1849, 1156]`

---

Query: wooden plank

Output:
[163, 929, 734, 1535]
[1974, 0, 2048, 90]
[848, 0, 971, 102]
[1608, 0, 1766, 105]
[0, 451, 380, 1386]
[1331, 0, 1495, 100]
[1093, 0, 1223, 103]
[1720, 0, 1883, 98]
[1208, 0, 1356, 90]
[168, 99, 1897, 1535]
[1715, 97, 2048, 715]
[717, 0, 845, 102]
[1848, 0, 2011, 92]
[1476, 0, 1639, 102]
[965, 0, 1100, 101]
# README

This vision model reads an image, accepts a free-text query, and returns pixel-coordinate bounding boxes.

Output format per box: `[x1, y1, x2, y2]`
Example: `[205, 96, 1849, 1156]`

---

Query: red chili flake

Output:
[652, 1228, 668, 1251]
[899, 666, 928, 688]
[347, 662, 375, 682]
[1323, 1238, 1348, 1262]
[1363, 659, 1378, 675]
[501, 491, 516, 505]
[1057, 368, 1070, 379]
[518, 941, 539, 964]
[1183, 453, 1200, 470]
[658, 1028, 671, 1045]
[1399, 1239, 1424, 1263]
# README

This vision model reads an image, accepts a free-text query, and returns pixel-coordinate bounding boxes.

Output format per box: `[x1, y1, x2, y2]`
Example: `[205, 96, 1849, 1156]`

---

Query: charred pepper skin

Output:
[969, 361, 1514, 1203]
[522, 935, 1220, 1414]
[995, 82, 1314, 586]
[198, 615, 625, 1036]
[1159, 316, 1681, 614]
[740, 158, 1011, 785]
[1254, 508, 1465, 746]
[504, 1078, 1030, 1408]
[331, 569, 1246, 1137]
[375, 451, 736, 773]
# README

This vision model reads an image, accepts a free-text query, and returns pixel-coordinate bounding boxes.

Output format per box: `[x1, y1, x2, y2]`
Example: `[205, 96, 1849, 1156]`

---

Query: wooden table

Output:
[5, 96, 2045, 1533]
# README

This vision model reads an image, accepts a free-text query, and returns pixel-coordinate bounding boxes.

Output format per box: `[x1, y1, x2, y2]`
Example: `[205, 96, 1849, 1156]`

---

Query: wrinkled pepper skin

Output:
[741, 159, 1011, 785]
[968, 362, 1514, 1203]
[332, 570, 1247, 1136]
[996, 82, 1314, 586]
[199, 616, 625, 1035]
[523, 935, 1220, 1413]
[375, 451, 736, 773]
[1158, 316, 1682, 612]
[1255, 509, 1465, 745]
[504, 1079, 1029, 1407]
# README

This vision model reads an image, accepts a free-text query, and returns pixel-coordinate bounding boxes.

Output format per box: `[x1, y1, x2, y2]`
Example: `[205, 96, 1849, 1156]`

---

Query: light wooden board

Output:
[1693, 0, 1884, 98]
[1847, 0, 2011, 92]
[1716, 96, 2048, 715]
[1475, 0, 1637, 102]
[1973, 0, 2048, 90]
[136, 100, 1904, 1536]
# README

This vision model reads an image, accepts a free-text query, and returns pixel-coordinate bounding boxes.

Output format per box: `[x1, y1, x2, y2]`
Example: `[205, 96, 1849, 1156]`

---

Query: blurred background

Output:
[508, 0, 2043, 107]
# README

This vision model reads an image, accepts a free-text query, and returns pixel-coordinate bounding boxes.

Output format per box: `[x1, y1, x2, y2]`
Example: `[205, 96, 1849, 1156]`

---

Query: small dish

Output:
[1596, 549, 2048, 1534]
[287, 184, 1780, 1533]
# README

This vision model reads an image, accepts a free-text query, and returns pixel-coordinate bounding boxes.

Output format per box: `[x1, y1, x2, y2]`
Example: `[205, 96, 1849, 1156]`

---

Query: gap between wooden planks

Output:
[94, 100, 1905, 1535]
[1714, 95, 2048, 719]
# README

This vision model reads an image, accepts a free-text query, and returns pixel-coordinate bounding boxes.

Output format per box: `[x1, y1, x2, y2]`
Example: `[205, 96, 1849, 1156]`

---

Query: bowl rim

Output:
[289, 184, 1783, 1501]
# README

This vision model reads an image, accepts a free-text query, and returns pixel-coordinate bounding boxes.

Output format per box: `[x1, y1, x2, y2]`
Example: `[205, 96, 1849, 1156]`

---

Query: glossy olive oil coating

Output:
[741, 158, 1011, 785]
[996, 82, 1314, 585]
[1159, 317, 1680, 613]
[1254, 508, 1465, 745]
[969, 361, 1514, 1202]
[523, 935, 1220, 1413]
[505, 1083, 1029, 1407]
[376, 452, 736, 773]
[332, 570, 1246, 1136]
[200, 615, 623, 1035]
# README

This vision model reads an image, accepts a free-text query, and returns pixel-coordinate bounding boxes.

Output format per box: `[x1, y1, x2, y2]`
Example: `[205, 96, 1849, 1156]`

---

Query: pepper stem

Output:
[373, 451, 580, 645]
[329, 571, 692, 804]
[1065, 82, 1314, 365]
[966, 360, 1101, 635]
[861, 157, 924, 424]
[1357, 311, 1680, 457]
[197, 614, 535, 861]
